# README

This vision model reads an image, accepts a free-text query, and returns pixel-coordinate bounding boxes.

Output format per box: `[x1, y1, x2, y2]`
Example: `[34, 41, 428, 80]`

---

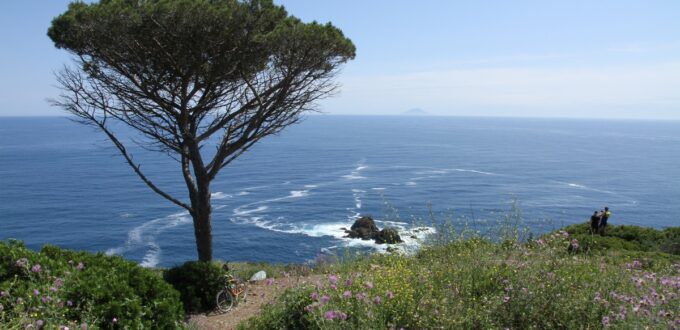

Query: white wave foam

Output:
[290, 190, 310, 198]
[236, 191, 250, 196]
[120, 213, 133, 218]
[106, 211, 191, 267]
[452, 168, 496, 176]
[231, 215, 436, 255]
[405, 181, 417, 186]
[304, 184, 318, 188]
[211, 192, 231, 200]
[342, 174, 366, 180]
[343, 162, 368, 180]
[233, 205, 268, 216]
[415, 169, 448, 175]
[140, 243, 161, 268]
[559, 181, 615, 194]
[371, 187, 386, 191]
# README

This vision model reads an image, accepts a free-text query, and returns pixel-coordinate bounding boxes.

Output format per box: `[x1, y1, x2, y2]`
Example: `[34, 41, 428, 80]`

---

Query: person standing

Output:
[590, 211, 601, 234]
[599, 207, 611, 235]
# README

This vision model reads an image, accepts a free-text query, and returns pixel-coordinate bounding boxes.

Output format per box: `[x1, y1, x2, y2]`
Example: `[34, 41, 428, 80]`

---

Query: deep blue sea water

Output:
[1, 116, 678, 267]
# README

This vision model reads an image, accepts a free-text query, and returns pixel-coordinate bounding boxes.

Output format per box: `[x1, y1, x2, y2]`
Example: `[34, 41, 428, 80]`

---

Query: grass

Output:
[239, 222, 680, 329]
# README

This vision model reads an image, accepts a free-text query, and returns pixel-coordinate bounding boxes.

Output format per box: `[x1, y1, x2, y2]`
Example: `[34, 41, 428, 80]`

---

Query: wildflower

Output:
[328, 274, 338, 285]
[330, 284, 337, 290]
[344, 279, 352, 287]
[41, 297, 47, 304]
[373, 296, 382, 305]
[310, 292, 319, 300]
[320, 295, 330, 305]
[602, 316, 610, 327]
[0, 290, 6, 297]
[337, 311, 348, 320]
[36, 320, 45, 329]
[15, 258, 29, 268]
[54, 278, 65, 288]
[385, 291, 394, 299]
[60, 327, 70, 330]
[569, 239, 579, 251]
[364, 281, 373, 289]
[358, 292, 368, 301]
[76, 262, 85, 271]
[342, 291, 352, 298]
[66, 300, 73, 307]
[266, 278, 274, 286]
[31, 264, 42, 273]
[33, 289, 40, 296]
[503, 296, 510, 303]
[112, 318, 118, 324]
[303, 304, 315, 312]
[50, 287, 58, 292]
[324, 310, 335, 320]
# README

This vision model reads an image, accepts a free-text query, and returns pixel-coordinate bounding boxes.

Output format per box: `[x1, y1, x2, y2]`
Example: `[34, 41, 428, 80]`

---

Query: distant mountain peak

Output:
[401, 108, 429, 116]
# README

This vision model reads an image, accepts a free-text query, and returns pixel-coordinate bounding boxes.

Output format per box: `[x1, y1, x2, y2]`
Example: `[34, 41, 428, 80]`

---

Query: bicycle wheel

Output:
[216, 289, 234, 313]
[240, 283, 249, 303]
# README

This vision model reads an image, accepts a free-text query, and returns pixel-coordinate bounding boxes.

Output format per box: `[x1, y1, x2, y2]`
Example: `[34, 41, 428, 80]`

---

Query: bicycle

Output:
[215, 262, 249, 313]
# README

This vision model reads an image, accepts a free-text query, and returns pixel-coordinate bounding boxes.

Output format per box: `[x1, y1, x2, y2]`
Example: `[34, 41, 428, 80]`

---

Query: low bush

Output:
[562, 223, 680, 255]
[164, 261, 225, 313]
[0, 240, 184, 329]
[240, 226, 680, 329]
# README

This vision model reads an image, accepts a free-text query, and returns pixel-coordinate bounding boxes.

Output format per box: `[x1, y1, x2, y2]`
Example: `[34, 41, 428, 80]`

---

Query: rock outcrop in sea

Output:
[343, 216, 403, 244]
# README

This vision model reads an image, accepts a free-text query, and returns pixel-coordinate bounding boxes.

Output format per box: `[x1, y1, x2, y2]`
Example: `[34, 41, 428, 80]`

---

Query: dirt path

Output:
[188, 275, 322, 330]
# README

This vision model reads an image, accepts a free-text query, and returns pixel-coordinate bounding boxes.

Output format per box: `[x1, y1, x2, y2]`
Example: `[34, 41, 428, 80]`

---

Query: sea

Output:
[1, 116, 678, 267]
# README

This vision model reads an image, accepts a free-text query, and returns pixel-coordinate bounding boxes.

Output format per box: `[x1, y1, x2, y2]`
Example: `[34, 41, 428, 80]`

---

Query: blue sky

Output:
[1, 1, 679, 119]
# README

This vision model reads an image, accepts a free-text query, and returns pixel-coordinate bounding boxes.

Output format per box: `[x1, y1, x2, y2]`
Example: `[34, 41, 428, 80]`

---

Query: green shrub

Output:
[241, 225, 680, 329]
[164, 261, 225, 313]
[0, 241, 184, 329]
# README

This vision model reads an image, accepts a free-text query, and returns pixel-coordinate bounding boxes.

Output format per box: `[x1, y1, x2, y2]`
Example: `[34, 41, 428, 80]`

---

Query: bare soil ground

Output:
[188, 275, 322, 330]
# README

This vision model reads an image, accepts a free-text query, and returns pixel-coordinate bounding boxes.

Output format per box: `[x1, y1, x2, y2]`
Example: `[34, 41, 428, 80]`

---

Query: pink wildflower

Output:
[324, 310, 336, 320]
[15, 258, 28, 268]
[364, 281, 373, 289]
[31, 264, 42, 273]
[342, 291, 352, 298]
[320, 295, 330, 305]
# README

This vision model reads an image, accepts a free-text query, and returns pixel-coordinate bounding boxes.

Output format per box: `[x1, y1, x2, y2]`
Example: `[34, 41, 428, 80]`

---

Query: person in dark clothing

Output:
[590, 211, 601, 234]
[599, 207, 611, 235]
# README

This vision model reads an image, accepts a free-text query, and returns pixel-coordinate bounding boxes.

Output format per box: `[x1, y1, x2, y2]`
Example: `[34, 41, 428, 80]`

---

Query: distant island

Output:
[401, 108, 429, 116]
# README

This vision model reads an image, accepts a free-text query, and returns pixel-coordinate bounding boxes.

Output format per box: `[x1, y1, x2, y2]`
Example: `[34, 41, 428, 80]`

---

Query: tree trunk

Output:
[191, 188, 213, 262]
